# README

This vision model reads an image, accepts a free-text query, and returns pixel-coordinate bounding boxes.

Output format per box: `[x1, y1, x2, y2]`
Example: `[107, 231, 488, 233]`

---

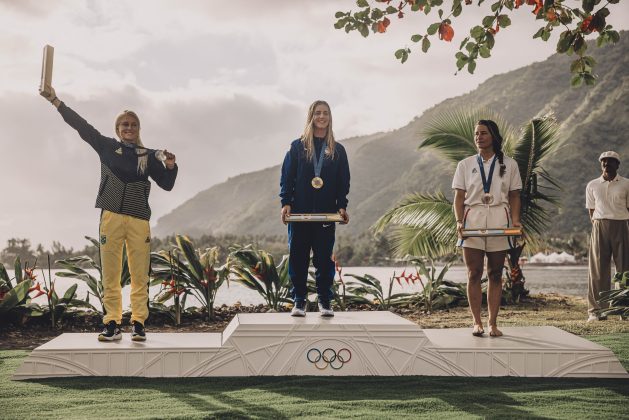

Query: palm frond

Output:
[372, 192, 457, 258]
[419, 107, 516, 164]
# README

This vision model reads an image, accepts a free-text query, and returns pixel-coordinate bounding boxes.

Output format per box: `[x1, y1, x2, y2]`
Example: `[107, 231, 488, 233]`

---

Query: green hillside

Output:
[154, 35, 629, 239]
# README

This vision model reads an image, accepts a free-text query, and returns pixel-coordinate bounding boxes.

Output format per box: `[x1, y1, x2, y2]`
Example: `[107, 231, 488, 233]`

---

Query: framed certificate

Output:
[39, 45, 54, 98]
[461, 227, 522, 238]
[285, 213, 344, 223]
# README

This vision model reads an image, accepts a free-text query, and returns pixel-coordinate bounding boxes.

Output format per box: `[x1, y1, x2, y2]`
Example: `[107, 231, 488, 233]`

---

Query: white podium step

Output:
[13, 311, 628, 379]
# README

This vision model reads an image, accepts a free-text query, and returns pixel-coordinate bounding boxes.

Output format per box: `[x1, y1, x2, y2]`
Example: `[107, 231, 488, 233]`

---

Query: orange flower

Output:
[24, 267, 37, 281]
[438, 22, 454, 41]
[515, 0, 523, 8]
[377, 17, 391, 33]
[546, 8, 557, 21]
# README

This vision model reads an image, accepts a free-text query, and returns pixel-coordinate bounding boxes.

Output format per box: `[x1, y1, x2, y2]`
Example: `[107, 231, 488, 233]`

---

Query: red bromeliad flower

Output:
[24, 267, 37, 281]
[204, 267, 217, 283]
[28, 282, 42, 294]
[438, 22, 454, 41]
[514, 0, 523, 7]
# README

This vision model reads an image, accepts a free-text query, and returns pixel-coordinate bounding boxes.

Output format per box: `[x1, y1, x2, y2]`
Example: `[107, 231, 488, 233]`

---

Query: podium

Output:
[13, 311, 628, 379]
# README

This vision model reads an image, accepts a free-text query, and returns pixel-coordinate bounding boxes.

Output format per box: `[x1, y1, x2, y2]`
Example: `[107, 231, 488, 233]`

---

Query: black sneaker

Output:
[98, 321, 122, 342]
[131, 321, 146, 341]
[318, 301, 334, 317]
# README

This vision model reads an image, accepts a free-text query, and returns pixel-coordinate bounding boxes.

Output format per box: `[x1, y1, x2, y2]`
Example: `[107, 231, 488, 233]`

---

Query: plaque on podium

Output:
[39, 45, 54, 98]
[286, 213, 344, 223]
[461, 227, 522, 238]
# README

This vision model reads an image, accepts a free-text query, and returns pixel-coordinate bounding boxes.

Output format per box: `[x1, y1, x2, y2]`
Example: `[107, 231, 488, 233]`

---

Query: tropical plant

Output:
[597, 271, 629, 319]
[55, 236, 131, 314]
[228, 245, 291, 311]
[0, 258, 34, 316]
[151, 235, 229, 321]
[343, 271, 413, 310]
[401, 257, 466, 312]
[373, 108, 562, 258]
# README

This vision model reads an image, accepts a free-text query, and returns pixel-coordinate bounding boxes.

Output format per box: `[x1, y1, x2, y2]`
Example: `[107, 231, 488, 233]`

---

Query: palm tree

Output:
[372, 108, 562, 258]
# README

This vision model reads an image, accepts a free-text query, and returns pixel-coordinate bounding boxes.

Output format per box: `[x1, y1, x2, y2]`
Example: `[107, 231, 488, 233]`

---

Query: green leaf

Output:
[61, 283, 78, 304]
[359, 23, 369, 37]
[556, 30, 574, 53]
[438, 8, 443, 19]
[486, 32, 495, 49]
[490, 1, 501, 12]
[452, 3, 463, 17]
[356, 0, 369, 8]
[0, 280, 30, 312]
[0, 263, 9, 284]
[479, 46, 491, 58]
[467, 59, 477, 74]
[541, 29, 551, 41]
[584, 73, 596, 85]
[14, 257, 22, 283]
[334, 20, 346, 29]
[470, 25, 485, 39]
[422, 37, 431, 53]
[482, 15, 495, 27]
[459, 36, 469, 49]
[533, 27, 545, 39]
[411, 34, 423, 42]
[427, 22, 441, 35]
[497, 14, 511, 28]
[395, 48, 405, 59]
[335, 11, 346, 18]
[386, 6, 398, 13]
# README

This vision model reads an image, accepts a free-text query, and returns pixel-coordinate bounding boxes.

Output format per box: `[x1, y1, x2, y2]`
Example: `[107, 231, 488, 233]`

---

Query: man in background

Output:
[585, 151, 629, 322]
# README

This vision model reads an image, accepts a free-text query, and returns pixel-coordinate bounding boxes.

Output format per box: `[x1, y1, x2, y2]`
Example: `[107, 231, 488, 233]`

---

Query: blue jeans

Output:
[288, 222, 335, 304]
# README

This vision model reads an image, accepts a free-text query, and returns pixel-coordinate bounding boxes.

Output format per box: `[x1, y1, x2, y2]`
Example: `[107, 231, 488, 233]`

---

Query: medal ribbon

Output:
[312, 140, 326, 179]
[476, 154, 497, 194]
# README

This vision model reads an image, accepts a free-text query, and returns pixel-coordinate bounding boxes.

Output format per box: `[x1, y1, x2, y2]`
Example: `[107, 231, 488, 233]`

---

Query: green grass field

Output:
[0, 334, 627, 420]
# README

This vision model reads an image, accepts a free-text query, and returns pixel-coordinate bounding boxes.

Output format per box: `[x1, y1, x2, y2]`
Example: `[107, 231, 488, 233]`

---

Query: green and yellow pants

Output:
[99, 210, 151, 325]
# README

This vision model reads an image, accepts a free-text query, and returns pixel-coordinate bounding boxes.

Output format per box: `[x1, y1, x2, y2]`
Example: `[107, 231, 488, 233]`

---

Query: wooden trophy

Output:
[39, 45, 54, 99]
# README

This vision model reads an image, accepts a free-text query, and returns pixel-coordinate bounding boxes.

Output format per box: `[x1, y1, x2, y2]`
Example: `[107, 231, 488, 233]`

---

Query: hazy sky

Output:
[1, 0, 628, 250]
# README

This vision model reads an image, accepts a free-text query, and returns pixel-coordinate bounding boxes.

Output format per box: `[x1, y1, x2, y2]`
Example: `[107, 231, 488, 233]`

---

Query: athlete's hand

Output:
[281, 205, 291, 225]
[339, 208, 349, 225]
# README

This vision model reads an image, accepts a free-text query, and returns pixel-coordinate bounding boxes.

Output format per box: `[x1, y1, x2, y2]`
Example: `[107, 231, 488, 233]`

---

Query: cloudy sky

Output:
[1, 0, 628, 250]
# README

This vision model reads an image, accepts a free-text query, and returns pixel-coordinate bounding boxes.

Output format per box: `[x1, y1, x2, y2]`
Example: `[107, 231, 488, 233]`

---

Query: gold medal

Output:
[311, 177, 324, 189]
[482, 193, 494, 205]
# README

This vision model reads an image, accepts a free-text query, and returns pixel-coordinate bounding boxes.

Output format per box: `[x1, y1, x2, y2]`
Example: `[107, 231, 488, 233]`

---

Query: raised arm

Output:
[42, 87, 113, 155]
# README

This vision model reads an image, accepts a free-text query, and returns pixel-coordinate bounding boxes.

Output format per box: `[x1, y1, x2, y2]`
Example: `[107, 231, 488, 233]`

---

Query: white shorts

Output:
[458, 204, 516, 252]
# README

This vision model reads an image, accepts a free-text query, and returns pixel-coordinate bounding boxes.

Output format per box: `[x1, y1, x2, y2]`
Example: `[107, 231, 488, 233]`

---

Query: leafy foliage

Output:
[228, 245, 291, 311]
[334, 0, 621, 85]
[151, 235, 229, 321]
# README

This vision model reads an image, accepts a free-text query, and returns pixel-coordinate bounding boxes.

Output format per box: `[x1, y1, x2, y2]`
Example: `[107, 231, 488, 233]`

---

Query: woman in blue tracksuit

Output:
[280, 100, 350, 317]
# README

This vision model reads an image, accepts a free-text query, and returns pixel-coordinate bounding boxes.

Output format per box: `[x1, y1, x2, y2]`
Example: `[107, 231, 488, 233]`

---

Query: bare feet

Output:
[472, 324, 485, 337]
[488, 324, 503, 337]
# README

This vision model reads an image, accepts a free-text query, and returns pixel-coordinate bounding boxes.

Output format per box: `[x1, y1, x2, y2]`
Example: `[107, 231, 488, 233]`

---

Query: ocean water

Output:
[6, 265, 589, 312]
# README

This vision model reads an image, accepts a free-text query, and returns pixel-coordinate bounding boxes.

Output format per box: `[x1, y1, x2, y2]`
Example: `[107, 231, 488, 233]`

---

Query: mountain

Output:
[154, 35, 629, 239]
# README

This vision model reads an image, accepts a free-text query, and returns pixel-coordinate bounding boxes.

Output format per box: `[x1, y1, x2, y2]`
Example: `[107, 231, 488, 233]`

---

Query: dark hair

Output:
[477, 119, 506, 177]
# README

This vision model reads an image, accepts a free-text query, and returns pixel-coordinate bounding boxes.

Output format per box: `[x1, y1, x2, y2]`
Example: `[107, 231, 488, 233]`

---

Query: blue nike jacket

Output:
[280, 137, 350, 213]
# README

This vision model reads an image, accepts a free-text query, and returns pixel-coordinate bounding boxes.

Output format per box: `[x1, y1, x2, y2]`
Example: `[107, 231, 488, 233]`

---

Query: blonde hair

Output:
[301, 100, 336, 161]
[114, 110, 148, 175]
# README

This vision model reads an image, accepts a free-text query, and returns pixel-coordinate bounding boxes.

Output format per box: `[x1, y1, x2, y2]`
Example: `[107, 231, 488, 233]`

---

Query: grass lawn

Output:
[0, 334, 627, 420]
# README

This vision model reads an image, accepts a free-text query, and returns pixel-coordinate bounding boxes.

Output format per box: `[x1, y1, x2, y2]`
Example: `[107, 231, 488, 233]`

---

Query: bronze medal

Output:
[482, 193, 494, 205]
[311, 177, 324, 189]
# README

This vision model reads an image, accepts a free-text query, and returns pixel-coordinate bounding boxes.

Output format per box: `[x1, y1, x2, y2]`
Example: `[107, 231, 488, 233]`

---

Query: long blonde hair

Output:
[301, 100, 336, 161]
[114, 110, 148, 175]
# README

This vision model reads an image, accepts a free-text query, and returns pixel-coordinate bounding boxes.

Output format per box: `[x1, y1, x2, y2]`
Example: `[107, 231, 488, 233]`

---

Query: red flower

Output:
[438, 22, 454, 42]
[546, 8, 557, 22]
[24, 267, 37, 281]
[377, 17, 391, 33]
[398, 11, 404, 18]
[515, 0, 524, 7]
[581, 16, 593, 33]
[532, 0, 543, 15]
[28, 282, 42, 293]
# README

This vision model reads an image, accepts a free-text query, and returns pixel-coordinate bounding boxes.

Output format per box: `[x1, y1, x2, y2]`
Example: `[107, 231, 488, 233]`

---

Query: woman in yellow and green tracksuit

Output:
[43, 88, 178, 342]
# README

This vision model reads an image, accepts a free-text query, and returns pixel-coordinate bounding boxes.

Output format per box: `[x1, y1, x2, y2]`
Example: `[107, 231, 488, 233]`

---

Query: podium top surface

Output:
[423, 326, 610, 351]
[36, 333, 222, 351]
[234, 311, 416, 326]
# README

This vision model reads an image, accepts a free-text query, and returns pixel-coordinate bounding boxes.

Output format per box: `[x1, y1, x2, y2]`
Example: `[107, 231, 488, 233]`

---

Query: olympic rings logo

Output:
[306, 348, 352, 370]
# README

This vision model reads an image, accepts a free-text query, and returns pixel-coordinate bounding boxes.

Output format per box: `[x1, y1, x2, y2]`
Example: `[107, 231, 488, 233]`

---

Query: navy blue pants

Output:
[288, 222, 335, 304]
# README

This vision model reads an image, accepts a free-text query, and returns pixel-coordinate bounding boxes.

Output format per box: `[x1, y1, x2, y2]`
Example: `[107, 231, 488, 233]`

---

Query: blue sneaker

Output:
[98, 321, 122, 342]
